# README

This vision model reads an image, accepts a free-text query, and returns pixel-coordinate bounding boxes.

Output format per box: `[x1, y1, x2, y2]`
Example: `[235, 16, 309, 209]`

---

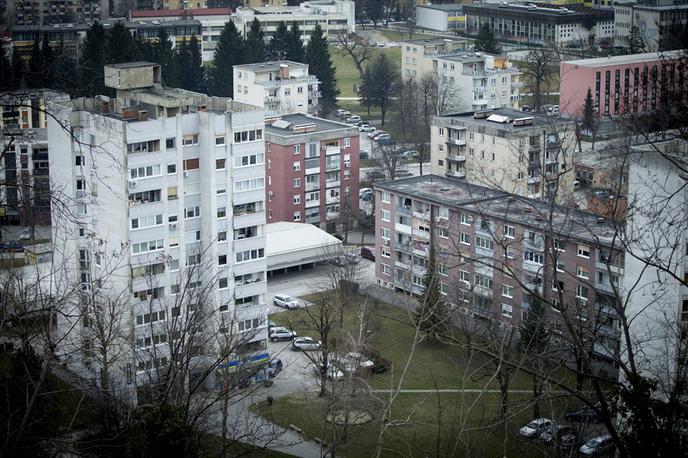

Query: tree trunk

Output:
[500, 379, 509, 418]
[532, 374, 541, 418]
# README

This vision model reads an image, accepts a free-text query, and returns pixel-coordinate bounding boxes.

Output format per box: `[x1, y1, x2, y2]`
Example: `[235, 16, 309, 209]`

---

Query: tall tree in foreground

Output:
[286, 22, 306, 62]
[521, 48, 555, 113]
[28, 40, 42, 88]
[181, 35, 205, 93]
[244, 18, 266, 63]
[207, 21, 244, 97]
[335, 33, 373, 79]
[80, 21, 106, 96]
[359, 53, 398, 125]
[0, 48, 13, 91]
[40, 35, 54, 88]
[414, 248, 449, 343]
[474, 22, 500, 54]
[581, 87, 599, 149]
[267, 21, 289, 60]
[306, 24, 339, 115]
[10, 49, 24, 90]
[518, 296, 549, 418]
[154, 27, 180, 87]
[104, 22, 140, 64]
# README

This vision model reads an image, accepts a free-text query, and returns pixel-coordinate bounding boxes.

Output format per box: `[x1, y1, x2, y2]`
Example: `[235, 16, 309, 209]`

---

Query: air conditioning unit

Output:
[183, 171, 189, 177]
[169, 223, 177, 230]
[128, 180, 136, 188]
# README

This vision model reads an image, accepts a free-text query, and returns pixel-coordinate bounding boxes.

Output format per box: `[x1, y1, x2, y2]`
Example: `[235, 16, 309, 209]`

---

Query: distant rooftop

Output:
[265, 113, 356, 137]
[400, 37, 466, 46]
[463, 3, 614, 21]
[374, 175, 619, 246]
[419, 3, 464, 11]
[563, 50, 683, 67]
[437, 108, 573, 133]
[110, 61, 158, 69]
[131, 7, 231, 18]
[234, 60, 309, 73]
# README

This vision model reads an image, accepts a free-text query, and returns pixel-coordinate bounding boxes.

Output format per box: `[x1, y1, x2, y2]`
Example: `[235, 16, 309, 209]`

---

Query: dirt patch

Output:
[326, 409, 374, 426]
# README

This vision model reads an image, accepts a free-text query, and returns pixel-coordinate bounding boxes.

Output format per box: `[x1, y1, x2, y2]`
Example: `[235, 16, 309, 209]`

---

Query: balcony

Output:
[412, 247, 429, 257]
[305, 215, 320, 224]
[305, 182, 320, 191]
[412, 210, 430, 221]
[395, 242, 412, 252]
[596, 261, 624, 276]
[326, 194, 339, 205]
[325, 146, 341, 156]
[412, 229, 430, 241]
[325, 180, 340, 188]
[394, 260, 411, 270]
[325, 162, 340, 171]
[527, 175, 540, 184]
[473, 99, 488, 106]
[396, 206, 412, 216]
[446, 169, 466, 179]
[596, 280, 616, 294]
[522, 260, 543, 273]
[395, 222, 413, 236]
[305, 199, 320, 208]
[447, 138, 466, 147]
[265, 95, 278, 103]
[447, 153, 466, 162]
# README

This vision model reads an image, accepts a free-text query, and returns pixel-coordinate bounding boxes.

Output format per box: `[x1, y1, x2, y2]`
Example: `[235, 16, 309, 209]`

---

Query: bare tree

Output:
[334, 33, 373, 79]
[521, 49, 557, 113]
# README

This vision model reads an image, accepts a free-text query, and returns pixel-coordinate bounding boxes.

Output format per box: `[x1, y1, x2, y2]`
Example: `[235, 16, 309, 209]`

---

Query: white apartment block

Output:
[430, 108, 575, 204]
[48, 62, 268, 404]
[232, 0, 355, 41]
[435, 53, 523, 113]
[234, 61, 321, 118]
[614, 3, 688, 51]
[400, 37, 467, 81]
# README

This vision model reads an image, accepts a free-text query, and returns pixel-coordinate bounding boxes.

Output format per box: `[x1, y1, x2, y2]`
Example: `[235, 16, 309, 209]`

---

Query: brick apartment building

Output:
[374, 175, 623, 361]
[264, 113, 360, 231]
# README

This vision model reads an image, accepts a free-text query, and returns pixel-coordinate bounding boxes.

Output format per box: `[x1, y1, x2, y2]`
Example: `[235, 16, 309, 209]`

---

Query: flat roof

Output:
[463, 3, 614, 22]
[400, 37, 466, 46]
[374, 175, 619, 246]
[266, 222, 343, 270]
[563, 50, 684, 67]
[234, 60, 309, 72]
[265, 113, 356, 137]
[419, 4, 464, 11]
[438, 107, 573, 132]
[132, 7, 231, 17]
[109, 61, 158, 69]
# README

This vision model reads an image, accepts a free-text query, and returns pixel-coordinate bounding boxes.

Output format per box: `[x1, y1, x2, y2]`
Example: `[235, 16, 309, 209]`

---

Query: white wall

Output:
[416, 6, 448, 32]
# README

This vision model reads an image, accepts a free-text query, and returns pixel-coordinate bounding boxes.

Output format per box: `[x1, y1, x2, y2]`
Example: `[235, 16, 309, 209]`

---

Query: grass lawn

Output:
[253, 390, 577, 458]
[272, 294, 576, 392]
[331, 47, 402, 98]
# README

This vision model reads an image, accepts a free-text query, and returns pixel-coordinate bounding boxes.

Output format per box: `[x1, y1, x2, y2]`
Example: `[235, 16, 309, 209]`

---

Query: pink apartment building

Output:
[559, 50, 685, 118]
[264, 114, 360, 231]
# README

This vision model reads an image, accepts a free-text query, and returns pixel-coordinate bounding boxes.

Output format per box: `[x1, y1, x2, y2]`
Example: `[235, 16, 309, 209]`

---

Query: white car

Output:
[269, 326, 297, 342]
[359, 124, 375, 132]
[314, 363, 344, 380]
[519, 418, 553, 438]
[273, 294, 300, 309]
[367, 129, 384, 139]
[331, 352, 374, 373]
[346, 115, 361, 124]
[344, 352, 374, 369]
[336, 109, 347, 117]
[18, 228, 31, 240]
[292, 337, 321, 351]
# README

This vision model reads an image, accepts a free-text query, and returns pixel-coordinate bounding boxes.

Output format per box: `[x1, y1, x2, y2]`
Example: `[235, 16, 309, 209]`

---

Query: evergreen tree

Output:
[365, 0, 384, 27]
[267, 22, 289, 60]
[10, 48, 24, 90]
[40, 34, 54, 87]
[413, 247, 449, 343]
[28, 40, 43, 88]
[628, 26, 647, 54]
[474, 22, 500, 54]
[207, 21, 244, 97]
[53, 41, 79, 95]
[285, 22, 305, 62]
[581, 87, 599, 149]
[0, 48, 11, 91]
[155, 28, 180, 87]
[518, 296, 549, 418]
[80, 22, 106, 96]
[358, 66, 374, 117]
[181, 35, 205, 93]
[305, 24, 338, 115]
[244, 18, 266, 63]
[104, 22, 140, 64]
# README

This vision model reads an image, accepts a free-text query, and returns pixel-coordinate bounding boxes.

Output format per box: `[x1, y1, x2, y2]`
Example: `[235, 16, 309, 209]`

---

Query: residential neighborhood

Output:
[0, 1, 686, 457]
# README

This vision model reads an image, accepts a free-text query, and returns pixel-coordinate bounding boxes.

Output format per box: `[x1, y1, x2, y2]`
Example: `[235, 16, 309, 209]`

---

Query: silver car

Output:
[292, 337, 321, 351]
[273, 294, 300, 309]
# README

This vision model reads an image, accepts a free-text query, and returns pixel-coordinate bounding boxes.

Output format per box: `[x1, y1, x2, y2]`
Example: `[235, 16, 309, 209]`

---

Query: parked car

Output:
[359, 187, 372, 197]
[344, 352, 374, 369]
[370, 131, 388, 141]
[548, 105, 560, 116]
[361, 192, 373, 201]
[579, 435, 615, 456]
[0, 241, 24, 252]
[368, 130, 385, 139]
[336, 109, 347, 117]
[359, 124, 375, 132]
[273, 294, 300, 309]
[269, 326, 297, 342]
[314, 363, 344, 380]
[395, 170, 413, 178]
[18, 228, 32, 240]
[292, 337, 322, 351]
[366, 170, 386, 181]
[539, 424, 577, 447]
[346, 115, 361, 124]
[360, 246, 375, 261]
[519, 418, 554, 439]
[359, 150, 369, 160]
[267, 320, 277, 329]
[266, 358, 283, 378]
[521, 105, 532, 112]
[397, 149, 418, 161]
[375, 134, 392, 143]
[354, 119, 367, 126]
[566, 403, 601, 423]
[330, 252, 359, 266]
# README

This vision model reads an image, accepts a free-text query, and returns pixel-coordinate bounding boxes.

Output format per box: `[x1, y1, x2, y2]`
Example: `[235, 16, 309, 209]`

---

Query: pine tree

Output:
[628, 26, 646, 54]
[360, 53, 398, 125]
[518, 296, 549, 418]
[28, 40, 43, 88]
[207, 21, 244, 97]
[184, 35, 205, 93]
[358, 66, 374, 118]
[285, 22, 305, 62]
[40, 34, 54, 87]
[80, 22, 106, 96]
[581, 87, 599, 149]
[53, 40, 78, 95]
[0, 48, 11, 91]
[305, 24, 338, 115]
[104, 22, 140, 64]
[413, 247, 449, 343]
[244, 18, 266, 63]
[10, 48, 24, 90]
[267, 22, 289, 60]
[155, 28, 180, 87]
[475, 22, 500, 54]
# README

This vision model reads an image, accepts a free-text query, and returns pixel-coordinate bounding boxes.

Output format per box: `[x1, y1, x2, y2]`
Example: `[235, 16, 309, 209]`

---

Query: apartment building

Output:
[614, 2, 688, 51]
[430, 108, 576, 204]
[463, 3, 614, 47]
[559, 51, 685, 118]
[400, 37, 467, 81]
[4, 0, 108, 26]
[264, 113, 359, 230]
[10, 18, 202, 61]
[0, 90, 69, 226]
[48, 62, 268, 403]
[374, 174, 623, 362]
[233, 61, 321, 118]
[130, 7, 231, 62]
[232, 0, 355, 41]
[415, 4, 467, 33]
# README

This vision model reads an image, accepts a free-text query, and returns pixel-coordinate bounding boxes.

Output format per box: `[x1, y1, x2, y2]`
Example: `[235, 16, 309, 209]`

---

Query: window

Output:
[459, 270, 470, 283]
[505, 247, 515, 259]
[293, 195, 301, 204]
[293, 161, 301, 172]
[504, 225, 515, 238]
[475, 236, 494, 250]
[576, 284, 589, 300]
[460, 233, 471, 245]
[219, 277, 228, 289]
[440, 283, 448, 295]
[183, 158, 199, 171]
[234, 178, 265, 192]
[184, 206, 200, 219]
[380, 227, 390, 239]
[502, 285, 514, 298]
[235, 248, 265, 263]
[293, 211, 301, 221]
[438, 206, 449, 219]
[182, 134, 198, 146]
[215, 136, 225, 145]
[167, 163, 176, 174]
[460, 213, 471, 225]
[127, 139, 160, 153]
[381, 209, 391, 222]
[475, 274, 493, 289]
[129, 165, 161, 180]
[381, 191, 391, 203]
[234, 153, 264, 167]
[218, 231, 227, 241]
[344, 137, 351, 147]
[233, 129, 263, 143]
[501, 303, 513, 318]
[438, 227, 449, 238]
[293, 178, 301, 188]
[131, 239, 164, 255]
[131, 214, 163, 230]
[554, 239, 566, 251]
[217, 207, 227, 218]
[577, 244, 590, 258]
[216, 158, 226, 169]
[167, 186, 178, 199]
[576, 266, 589, 279]
[294, 145, 301, 155]
[523, 251, 544, 264]
[166, 137, 175, 149]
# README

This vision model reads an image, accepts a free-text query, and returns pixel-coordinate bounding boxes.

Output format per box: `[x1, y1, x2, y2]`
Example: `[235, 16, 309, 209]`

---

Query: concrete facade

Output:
[614, 3, 688, 51]
[400, 37, 467, 81]
[264, 113, 359, 231]
[415, 4, 466, 33]
[559, 51, 685, 118]
[430, 108, 576, 204]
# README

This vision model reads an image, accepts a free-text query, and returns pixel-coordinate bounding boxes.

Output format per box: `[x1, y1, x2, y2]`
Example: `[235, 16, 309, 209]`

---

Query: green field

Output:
[331, 47, 402, 98]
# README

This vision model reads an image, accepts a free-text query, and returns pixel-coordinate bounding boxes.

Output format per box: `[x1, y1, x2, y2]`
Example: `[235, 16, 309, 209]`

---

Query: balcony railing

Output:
[446, 169, 466, 178]
[447, 154, 466, 162]
[396, 206, 412, 216]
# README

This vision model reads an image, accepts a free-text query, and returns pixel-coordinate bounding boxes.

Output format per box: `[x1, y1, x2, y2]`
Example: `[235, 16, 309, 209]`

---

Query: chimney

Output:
[280, 63, 289, 80]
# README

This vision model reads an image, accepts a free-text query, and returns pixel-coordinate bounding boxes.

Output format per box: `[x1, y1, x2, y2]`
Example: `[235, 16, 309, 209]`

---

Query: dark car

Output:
[366, 170, 386, 181]
[394, 170, 413, 178]
[0, 241, 24, 252]
[359, 150, 369, 160]
[540, 424, 577, 447]
[360, 246, 375, 261]
[579, 435, 615, 456]
[566, 403, 602, 423]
